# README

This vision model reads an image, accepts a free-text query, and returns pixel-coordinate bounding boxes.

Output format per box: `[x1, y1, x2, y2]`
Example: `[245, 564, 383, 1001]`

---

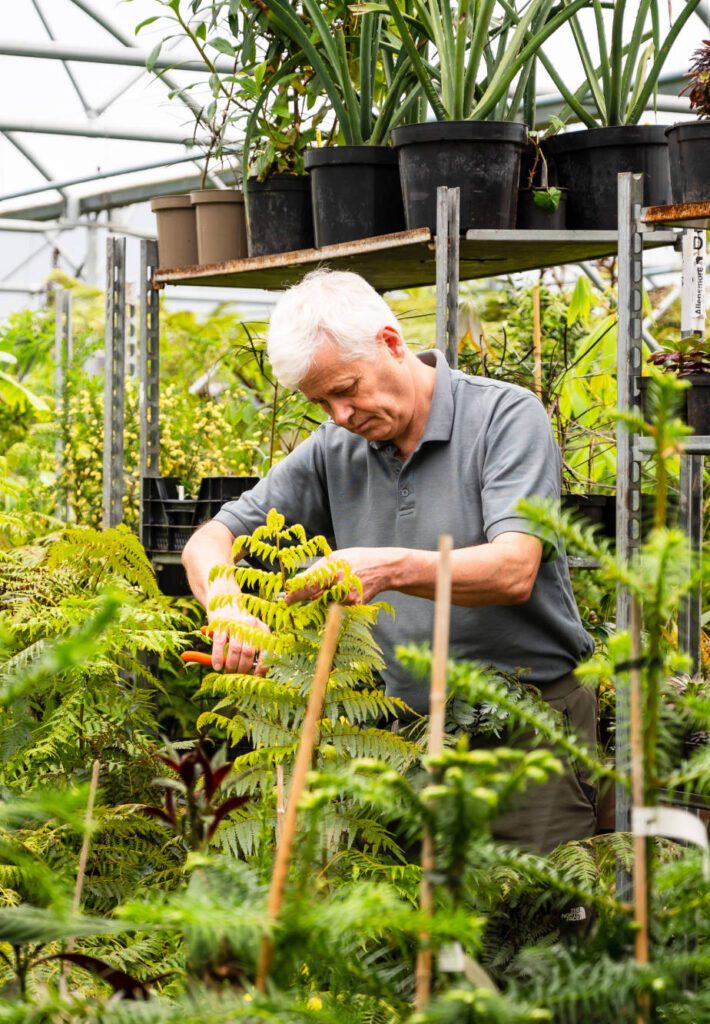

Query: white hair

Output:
[266, 269, 401, 389]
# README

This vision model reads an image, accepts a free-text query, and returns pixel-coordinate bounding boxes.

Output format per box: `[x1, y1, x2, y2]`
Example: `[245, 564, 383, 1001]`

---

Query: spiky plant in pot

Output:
[681, 39, 710, 117]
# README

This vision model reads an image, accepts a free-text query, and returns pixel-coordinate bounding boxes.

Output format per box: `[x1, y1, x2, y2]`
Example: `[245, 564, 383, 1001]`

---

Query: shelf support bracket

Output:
[436, 186, 460, 368]
[103, 235, 126, 529]
[616, 172, 644, 885]
[139, 238, 161, 546]
[54, 287, 72, 522]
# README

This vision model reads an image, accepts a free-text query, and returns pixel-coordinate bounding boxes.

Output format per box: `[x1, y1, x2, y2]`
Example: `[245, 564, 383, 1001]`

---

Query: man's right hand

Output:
[208, 607, 270, 675]
[182, 521, 271, 675]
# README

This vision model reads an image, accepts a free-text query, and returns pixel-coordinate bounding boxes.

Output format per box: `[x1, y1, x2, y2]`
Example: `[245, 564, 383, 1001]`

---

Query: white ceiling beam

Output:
[0, 38, 234, 73]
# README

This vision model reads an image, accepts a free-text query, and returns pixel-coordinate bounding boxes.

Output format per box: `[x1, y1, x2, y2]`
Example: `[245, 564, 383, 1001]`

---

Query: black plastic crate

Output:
[142, 475, 259, 555]
[194, 475, 260, 529]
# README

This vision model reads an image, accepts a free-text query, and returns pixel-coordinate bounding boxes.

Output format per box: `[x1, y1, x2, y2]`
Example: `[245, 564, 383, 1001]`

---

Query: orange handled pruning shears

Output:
[180, 624, 216, 667]
[180, 624, 262, 672]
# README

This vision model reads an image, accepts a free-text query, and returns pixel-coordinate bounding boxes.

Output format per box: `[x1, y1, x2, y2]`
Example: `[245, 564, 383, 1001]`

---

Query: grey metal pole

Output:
[0, 152, 204, 204]
[0, 39, 236, 72]
[679, 456, 703, 672]
[678, 228, 707, 670]
[139, 239, 160, 546]
[54, 289, 72, 521]
[0, 118, 216, 145]
[435, 186, 460, 369]
[2, 132, 68, 201]
[30, 0, 94, 115]
[615, 173, 645, 890]
[103, 237, 126, 529]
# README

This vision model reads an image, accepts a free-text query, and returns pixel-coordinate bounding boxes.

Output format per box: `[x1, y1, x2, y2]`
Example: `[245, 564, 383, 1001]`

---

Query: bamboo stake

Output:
[255, 604, 343, 992]
[61, 759, 101, 994]
[532, 285, 542, 399]
[629, 597, 650, 1023]
[414, 535, 453, 1012]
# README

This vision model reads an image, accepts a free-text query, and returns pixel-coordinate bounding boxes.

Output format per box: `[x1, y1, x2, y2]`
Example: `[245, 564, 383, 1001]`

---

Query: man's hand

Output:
[283, 534, 543, 609]
[207, 606, 270, 675]
[285, 547, 403, 605]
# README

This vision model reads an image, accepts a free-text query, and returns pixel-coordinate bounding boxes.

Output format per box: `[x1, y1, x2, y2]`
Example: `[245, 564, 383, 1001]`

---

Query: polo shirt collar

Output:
[369, 348, 455, 450]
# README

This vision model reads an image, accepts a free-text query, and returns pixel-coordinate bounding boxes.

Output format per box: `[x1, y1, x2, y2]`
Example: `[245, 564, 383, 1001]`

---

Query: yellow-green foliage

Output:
[192, 509, 420, 861]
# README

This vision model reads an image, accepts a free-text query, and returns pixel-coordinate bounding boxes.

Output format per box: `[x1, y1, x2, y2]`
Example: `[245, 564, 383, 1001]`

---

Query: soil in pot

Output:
[391, 120, 527, 232]
[543, 126, 671, 229]
[190, 189, 248, 264]
[516, 188, 568, 229]
[303, 146, 405, 247]
[151, 194, 198, 268]
[666, 122, 710, 204]
[246, 175, 314, 256]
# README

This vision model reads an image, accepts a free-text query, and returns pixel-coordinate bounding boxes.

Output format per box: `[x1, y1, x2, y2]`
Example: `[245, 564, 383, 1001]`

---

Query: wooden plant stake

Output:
[414, 534, 453, 1012]
[255, 604, 343, 993]
[532, 285, 543, 399]
[629, 597, 650, 1023]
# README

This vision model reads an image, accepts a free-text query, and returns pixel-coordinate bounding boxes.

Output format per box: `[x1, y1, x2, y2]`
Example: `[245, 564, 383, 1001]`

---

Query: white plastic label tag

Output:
[632, 805, 709, 879]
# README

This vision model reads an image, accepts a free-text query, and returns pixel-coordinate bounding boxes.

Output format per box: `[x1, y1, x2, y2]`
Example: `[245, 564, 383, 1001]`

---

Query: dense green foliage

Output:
[0, 268, 707, 1020]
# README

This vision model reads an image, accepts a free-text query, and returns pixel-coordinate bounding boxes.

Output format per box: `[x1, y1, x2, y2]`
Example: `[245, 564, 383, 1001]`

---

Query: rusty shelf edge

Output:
[643, 200, 710, 228]
[154, 227, 433, 284]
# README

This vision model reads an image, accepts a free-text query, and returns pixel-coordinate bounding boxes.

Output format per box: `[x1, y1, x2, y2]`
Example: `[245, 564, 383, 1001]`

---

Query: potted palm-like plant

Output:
[666, 38, 710, 204]
[239, 56, 328, 256]
[141, 2, 249, 267]
[537, 0, 701, 228]
[386, 0, 589, 233]
[253, 0, 425, 246]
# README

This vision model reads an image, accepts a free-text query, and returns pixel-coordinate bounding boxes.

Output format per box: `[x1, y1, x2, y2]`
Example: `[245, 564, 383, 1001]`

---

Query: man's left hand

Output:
[284, 547, 401, 605]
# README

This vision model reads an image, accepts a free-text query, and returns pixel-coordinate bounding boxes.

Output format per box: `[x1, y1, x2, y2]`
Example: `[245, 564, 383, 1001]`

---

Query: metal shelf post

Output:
[435, 186, 460, 368]
[139, 238, 160, 546]
[54, 287, 72, 522]
[616, 173, 645, 860]
[103, 236, 126, 528]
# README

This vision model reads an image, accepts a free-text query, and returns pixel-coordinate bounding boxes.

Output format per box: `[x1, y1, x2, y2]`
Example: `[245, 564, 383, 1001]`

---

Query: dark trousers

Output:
[476, 671, 598, 855]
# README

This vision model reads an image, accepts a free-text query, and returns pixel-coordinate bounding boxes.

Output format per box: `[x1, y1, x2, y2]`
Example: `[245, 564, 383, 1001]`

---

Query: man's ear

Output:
[378, 324, 406, 359]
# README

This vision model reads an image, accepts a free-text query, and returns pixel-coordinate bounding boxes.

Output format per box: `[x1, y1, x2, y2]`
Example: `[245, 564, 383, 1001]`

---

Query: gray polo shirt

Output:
[215, 350, 593, 714]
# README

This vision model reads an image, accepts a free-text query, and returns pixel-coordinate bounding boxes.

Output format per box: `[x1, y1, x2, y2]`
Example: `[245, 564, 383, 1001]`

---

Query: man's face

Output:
[299, 329, 415, 445]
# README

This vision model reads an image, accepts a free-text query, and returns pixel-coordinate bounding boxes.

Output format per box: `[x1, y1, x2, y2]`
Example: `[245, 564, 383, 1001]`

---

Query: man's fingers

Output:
[284, 582, 323, 605]
[211, 630, 228, 671]
[225, 638, 257, 674]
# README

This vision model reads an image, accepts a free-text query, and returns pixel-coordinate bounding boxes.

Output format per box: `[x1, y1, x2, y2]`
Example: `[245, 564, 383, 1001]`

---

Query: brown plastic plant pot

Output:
[150, 194, 198, 269]
[189, 189, 248, 265]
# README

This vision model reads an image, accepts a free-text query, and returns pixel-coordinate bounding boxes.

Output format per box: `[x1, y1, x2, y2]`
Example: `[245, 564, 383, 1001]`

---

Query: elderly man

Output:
[182, 268, 596, 853]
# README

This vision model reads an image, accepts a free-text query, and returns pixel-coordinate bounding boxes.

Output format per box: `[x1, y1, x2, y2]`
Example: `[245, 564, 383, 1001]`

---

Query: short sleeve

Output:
[481, 389, 561, 559]
[213, 426, 333, 541]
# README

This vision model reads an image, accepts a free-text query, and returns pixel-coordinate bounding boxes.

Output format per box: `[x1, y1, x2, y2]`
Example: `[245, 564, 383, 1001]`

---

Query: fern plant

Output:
[185, 509, 421, 864]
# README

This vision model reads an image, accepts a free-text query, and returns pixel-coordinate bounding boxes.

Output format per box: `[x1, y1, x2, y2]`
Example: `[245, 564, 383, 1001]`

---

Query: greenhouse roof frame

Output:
[0, 0, 709, 307]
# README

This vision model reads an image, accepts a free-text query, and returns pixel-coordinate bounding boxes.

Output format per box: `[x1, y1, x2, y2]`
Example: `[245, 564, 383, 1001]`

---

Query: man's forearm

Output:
[181, 520, 240, 608]
[371, 537, 541, 607]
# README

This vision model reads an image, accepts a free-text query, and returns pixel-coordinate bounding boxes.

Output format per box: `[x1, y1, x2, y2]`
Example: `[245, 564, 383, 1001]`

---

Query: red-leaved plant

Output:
[139, 742, 249, 852]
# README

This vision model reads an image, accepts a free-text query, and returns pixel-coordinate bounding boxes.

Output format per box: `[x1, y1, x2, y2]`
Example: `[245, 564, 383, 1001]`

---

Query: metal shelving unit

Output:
[102, 174, 707, 849]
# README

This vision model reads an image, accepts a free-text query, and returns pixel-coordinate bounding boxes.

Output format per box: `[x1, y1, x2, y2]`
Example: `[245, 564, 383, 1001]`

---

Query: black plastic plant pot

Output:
[683, 373, 710, 434]
[246, 175, 314, 256]
[665, 122, 710, 204]
[303, 146, 405, 246]
[543, 126, 671, 229]
[637, 375, 690, 423]
[390, 120, 527, 232]
[561, 493, 615, 538]
[516, 188, 568, 230]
